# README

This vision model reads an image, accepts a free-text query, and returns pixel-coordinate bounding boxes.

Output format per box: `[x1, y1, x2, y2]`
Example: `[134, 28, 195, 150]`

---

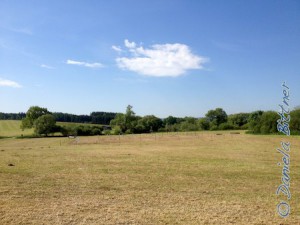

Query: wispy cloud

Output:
[1, 25, 33, 35]
[66, 59, 103, 68]
[0, 78, 22, 88]
[112, 45, 122, 53]
[115, 39, 208, 77]
[10, 27, 33, 35]
[114, 77, 149, 84]
[40, 64, 54, 69]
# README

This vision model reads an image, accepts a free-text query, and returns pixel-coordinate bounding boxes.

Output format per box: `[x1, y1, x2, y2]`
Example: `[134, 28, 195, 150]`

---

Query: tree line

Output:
[0, 112, 26, 120]
[108, 106, 299, 135]
[13, 105, 300, 136]
[0, 111, 116, 125]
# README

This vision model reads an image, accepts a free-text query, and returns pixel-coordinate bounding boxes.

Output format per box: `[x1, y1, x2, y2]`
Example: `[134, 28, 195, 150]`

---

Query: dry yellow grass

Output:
[0, 131, 300, 224]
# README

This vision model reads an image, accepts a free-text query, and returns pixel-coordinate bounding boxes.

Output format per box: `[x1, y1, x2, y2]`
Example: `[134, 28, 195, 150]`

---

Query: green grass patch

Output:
[0, 120, 33, 137]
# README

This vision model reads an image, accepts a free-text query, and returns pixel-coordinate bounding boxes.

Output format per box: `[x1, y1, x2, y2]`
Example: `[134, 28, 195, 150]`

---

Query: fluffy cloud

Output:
[0, 78, 22, 88]
[124, 39, 136, 49]
[66, 59, 103, 68]
[115, 40, 208, 77]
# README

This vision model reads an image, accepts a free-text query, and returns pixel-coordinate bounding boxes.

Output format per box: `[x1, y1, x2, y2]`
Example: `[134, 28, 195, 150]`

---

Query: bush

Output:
[198, 118, 210, 130]
[91, 126, 103, 135]
[179, 121, 198, 131]
[210, 125, 218, 131]
[134, 124, 146, 134]
[60, 125, 103, 136]
[158, 127, 166, 132]
[218, 123, 235, 130]
[240, 123, 248, 130]
[103, 130, 111, 135]
[111, 126, 122, 135]
[60, 126, 77, 136]
[165, 124, 179, 132]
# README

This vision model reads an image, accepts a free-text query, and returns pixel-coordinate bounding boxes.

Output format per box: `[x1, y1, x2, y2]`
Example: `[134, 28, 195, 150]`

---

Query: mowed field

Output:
[0, 126, 300, 224]
[0, 120, 33, 137]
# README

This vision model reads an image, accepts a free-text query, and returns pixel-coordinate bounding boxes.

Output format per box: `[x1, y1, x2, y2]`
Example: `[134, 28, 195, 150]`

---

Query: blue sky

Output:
[0, 0, 299, 117]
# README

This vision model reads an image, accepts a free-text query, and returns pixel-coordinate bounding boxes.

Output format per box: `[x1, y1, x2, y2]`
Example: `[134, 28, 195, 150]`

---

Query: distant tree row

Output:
[109, 106, 244, 134]
[109, 106, 300, 135]
[0, 111, 116, 125]
[51, 112, 117, 125]
[0, 112, 26, 120]
[15, 105, 300, 136]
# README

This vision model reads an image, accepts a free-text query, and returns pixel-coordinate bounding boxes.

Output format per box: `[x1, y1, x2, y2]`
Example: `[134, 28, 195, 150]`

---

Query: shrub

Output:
[218, 123, 235, 130]
[103, 130, 111, 135]
[91, 126, 103, 135]
[210, 125, 218, 131]
[198, 118, 210, 130]
[111, 126, 122, 135]
[158, 127, 166, 132]
[60, 126, 77, 136]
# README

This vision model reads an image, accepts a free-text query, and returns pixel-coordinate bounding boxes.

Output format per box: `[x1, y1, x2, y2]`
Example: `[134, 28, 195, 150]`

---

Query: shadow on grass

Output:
[15, 134, 65, 139]
[0, 136, 9, 139]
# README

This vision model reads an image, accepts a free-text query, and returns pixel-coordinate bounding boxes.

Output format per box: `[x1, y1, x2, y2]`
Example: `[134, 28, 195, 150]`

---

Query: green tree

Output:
[228, 113, 249, 127]
[111, 125, 122, 135]
[136, 115, 163, 133]
[34, 114, 57, 136]
[110, 105, 139, 133]
[259, 111, 279, 134]
[248, 111, 279, 134]
[198, 118, 210, 130]
[290, 109, 300, 134]
[179, 121, 198, 131]
[177, 117, 198, 131]
[21, 106, 50, 130]
[110, 113, 126, 132]
[205, 108, 228, 127]
[248, 110, 264, 133]
[163, 116, 179, 126]
[124, 105, 136, 133]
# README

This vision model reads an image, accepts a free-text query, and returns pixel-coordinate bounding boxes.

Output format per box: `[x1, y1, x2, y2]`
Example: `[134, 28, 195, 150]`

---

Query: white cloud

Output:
[116, 40, 208, 77]
[66, 59, 103, 68]
[112, 45, 122, 52]
[0, 78, 22, 88]
[124, 39, 136, 49]
[40, 64, 54, 69]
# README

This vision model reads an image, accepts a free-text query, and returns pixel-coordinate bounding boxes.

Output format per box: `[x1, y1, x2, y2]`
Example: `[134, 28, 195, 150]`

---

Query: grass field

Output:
[0, 131, 300, 224]
[0, 120, 33, 137]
